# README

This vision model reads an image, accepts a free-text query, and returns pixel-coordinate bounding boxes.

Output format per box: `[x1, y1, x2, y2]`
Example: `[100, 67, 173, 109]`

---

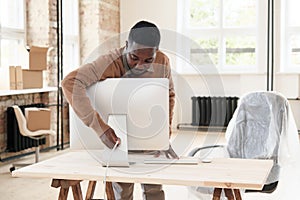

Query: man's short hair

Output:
[128, 21, 161, 48]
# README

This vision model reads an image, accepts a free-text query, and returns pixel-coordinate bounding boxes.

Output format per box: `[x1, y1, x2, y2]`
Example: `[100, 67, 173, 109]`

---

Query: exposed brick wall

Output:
[0, 92, 53, 156]
[0, 0, 58, 159]
[0, 0, 120, 160]
[102, 0, 119, 8]
[99, 1, 120, 33]
[79, 0, 120, 63]
[26, 0, 50, 46]
[79, 0, 101, 62]
[48, 0, 58, 87]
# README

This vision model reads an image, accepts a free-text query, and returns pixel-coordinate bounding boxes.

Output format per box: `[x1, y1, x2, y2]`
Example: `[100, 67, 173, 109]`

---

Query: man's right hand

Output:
[100, 127, 121, 149]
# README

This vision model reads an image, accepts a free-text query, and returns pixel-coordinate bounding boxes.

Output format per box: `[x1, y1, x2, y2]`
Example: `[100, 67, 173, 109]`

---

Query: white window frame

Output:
[177, 0, 268, 74]
[0, 0, 26, 68]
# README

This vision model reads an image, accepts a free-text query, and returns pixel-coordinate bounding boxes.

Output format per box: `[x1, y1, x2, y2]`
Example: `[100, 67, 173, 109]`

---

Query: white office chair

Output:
[188, 91, 300, 199]
[10, 105, 56, 172]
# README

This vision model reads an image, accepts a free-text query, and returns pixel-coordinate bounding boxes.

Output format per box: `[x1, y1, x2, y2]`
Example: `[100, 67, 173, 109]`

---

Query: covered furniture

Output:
[189, 91, 300, 199]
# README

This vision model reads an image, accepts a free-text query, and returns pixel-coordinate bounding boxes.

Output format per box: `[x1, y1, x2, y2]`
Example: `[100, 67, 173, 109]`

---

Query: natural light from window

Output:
[178, 0, 266, 74]
[284, 0, 300, 70]
[179, 0, 300, 74]
[62, 0, 80, 77]
[0, 0, 26, 69]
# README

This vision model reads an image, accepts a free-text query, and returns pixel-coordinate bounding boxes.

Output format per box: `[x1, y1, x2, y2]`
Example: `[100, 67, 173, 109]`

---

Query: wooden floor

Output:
[0, 131, 297, 200]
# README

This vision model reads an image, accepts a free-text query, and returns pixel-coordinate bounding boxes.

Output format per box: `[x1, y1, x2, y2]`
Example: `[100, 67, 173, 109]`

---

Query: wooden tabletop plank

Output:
[12, 150, 273, 190]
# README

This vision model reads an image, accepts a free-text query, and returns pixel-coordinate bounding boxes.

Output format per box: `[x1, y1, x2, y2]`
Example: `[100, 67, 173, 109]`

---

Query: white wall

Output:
[120, 0, 300, 129]
[120, 0, 181, 126]
[120, 0, 177, 32]
[120, 0, 178, 53]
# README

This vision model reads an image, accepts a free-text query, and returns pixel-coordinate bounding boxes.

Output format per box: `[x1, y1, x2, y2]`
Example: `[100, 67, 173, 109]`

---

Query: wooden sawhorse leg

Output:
[105, 182, 115, 200]
[86, 181, 97, 200]
[85, 181, 115, 200]
[213, 188, 222, 200]
[51, 179, 116, 200]
[212, 188, 242, 200]
[233, 189, 242, 199]
[51, 179, 83, 200]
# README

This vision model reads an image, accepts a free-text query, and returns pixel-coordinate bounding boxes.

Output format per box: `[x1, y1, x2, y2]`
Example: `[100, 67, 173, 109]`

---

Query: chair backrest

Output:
[12, 105, 30, 137]
[226, 91, 288, 184]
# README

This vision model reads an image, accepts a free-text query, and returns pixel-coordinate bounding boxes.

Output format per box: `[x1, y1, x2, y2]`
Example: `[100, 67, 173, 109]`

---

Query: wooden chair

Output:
[10, 105, 56, 172]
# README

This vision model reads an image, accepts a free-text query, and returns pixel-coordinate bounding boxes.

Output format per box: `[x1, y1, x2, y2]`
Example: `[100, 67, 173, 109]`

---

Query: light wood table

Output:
[12, 150, 273, 200]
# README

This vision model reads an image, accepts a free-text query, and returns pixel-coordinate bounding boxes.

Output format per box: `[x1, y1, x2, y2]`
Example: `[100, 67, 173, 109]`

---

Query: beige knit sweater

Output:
[61, 47, 175, 137]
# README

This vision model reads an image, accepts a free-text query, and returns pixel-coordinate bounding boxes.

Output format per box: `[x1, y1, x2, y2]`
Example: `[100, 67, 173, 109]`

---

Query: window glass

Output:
[282, 0, 300, 71]
[287, 0, 300, 27]
[0, 0, 25, 68]
[225, 36, 256, 66]
[62, 0, 79, 75]
[0, 0, 24, 29]
[181, 0, 300, 77]
[189, 0, 219, 27]
[63, 39, 79, 74]
[183, 0, 261, 72]
[224, 0, 256, 27]
[290, 35, 300, 66]
[62, 0, 79, 35]
[192, 38, 219, 65]
[0, 38, 25, 67]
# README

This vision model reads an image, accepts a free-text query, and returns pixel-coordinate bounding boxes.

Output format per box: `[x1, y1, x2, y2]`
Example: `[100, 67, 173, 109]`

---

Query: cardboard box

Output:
[22, 69, 43, 89]
[0, 66, 14, 90]
[29, 46, 49, 70]
[25, 107, 51, 131]
[15, 66, 23, 90]
[9, 66, 16, 90]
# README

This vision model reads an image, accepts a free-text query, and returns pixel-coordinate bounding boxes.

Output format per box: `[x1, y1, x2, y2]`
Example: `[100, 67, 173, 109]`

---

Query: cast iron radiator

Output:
[191, 96, 239, 127]
[6, 103, 46, 152]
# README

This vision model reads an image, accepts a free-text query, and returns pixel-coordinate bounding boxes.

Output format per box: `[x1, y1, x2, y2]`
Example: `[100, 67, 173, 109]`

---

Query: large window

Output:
[178, 0, 267, 73]
[62, 0, 80, 76]
[280, 0, 300, 72]
[179, 0, 300, 74]
[0, 0, 26, 68]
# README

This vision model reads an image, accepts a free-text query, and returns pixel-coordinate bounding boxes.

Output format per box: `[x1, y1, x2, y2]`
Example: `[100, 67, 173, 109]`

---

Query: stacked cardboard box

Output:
[25, 107, 51, 131]
[23, 46, 48, 89]
[1, 66, 24, 90]
[9, 66, 17, 90]
[1, 46, 48, 90]
[22, 69, 43, 89]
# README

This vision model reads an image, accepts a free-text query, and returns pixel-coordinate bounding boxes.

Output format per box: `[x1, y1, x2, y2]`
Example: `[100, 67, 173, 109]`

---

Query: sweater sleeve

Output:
[164, 58, 175, 137]
[61, 55, 121, 137]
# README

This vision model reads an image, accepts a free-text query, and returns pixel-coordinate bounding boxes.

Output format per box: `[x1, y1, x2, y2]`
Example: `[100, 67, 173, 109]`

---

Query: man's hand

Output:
[153, 144, 179, 159]
[100, 127, 121, 149]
